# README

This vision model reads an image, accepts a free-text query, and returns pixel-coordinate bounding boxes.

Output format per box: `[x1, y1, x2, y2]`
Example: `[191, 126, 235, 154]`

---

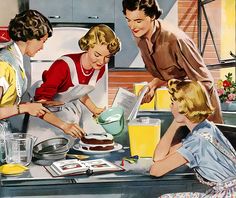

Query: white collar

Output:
[13, 42, 24, 70]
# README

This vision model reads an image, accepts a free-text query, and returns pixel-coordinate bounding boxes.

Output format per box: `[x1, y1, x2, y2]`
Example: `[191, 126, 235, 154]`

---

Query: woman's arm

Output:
[150, 148, 187, 177]
[175, 38, 223, 123]
[0, 104, 84, 137]
[34, 59, 70, 101]
[0, 105, 21, 119]
[41, 112, 85, 138]
[79, 94, 105, 117]
[0, 86, 50, 119]
[38, 100, 65, 107]
[153, 120, 184, 162]
[0, 87, 19, 119]
[141, 78, 166, 104]
[148, 78, 166, 90]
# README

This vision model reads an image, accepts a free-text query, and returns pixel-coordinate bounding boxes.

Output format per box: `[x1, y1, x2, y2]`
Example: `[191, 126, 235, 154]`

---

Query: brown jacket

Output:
[135, 20, 223, 123]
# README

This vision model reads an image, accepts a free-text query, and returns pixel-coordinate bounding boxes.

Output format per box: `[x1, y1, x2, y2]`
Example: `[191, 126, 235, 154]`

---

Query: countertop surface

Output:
[1, 147, 195, 185]
[0, 113, 209, 197]
[1, 150, 207, 198]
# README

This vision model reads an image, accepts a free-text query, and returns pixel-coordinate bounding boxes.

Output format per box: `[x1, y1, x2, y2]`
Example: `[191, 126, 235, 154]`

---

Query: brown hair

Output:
[79, 24, 121, 55]
[8, 10, 53, 42]
[122, 0, 163, 19]
[168, 79, 214, 123]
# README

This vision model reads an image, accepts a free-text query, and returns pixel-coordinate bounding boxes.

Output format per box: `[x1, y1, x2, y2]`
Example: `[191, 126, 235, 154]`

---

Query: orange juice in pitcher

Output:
[128, 117, 161, 157]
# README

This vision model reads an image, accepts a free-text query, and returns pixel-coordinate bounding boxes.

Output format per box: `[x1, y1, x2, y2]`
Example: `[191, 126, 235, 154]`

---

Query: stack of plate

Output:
[33, 137, 69, 163]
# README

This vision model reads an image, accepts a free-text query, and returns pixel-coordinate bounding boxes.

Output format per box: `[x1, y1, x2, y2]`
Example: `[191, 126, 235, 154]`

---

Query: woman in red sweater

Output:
[34, 24, 121, 144]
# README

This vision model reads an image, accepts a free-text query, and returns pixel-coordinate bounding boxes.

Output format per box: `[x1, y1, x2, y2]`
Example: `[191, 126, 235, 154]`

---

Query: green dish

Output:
[97, 107, 125, 136]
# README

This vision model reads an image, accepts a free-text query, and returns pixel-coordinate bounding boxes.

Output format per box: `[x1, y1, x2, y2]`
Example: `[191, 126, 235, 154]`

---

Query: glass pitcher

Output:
[5, 133, 37, 166]
[0, 120, 12, 165]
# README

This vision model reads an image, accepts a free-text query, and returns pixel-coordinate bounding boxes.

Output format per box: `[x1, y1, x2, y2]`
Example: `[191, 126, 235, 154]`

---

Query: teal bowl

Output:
[97, 107, 125, 136]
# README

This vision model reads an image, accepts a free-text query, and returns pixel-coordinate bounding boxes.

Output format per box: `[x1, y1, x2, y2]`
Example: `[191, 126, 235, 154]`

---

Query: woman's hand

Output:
[41, 112, 85, 138]
[141, 78, 166, 104]
[61, 122, 85, 139]
[92, 106, 105, 118]
[141, 86, 155, 104]
[19, 102, 50, 117]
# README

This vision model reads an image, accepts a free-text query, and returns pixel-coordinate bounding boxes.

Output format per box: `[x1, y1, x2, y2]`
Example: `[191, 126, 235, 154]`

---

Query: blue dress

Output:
[160, 120, 236, 197]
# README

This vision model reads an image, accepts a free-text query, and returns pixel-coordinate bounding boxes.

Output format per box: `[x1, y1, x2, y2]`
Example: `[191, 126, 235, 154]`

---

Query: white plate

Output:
[73, 143, 123, 154]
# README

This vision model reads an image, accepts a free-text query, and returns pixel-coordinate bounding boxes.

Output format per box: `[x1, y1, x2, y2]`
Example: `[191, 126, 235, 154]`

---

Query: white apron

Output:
[29, 56, 99, 147]
[53, 56, 99, 125]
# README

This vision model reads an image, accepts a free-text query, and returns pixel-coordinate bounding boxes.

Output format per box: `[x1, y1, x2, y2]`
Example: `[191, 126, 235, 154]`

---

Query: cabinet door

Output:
[73, 0, 114, 23]
[29, 0, 73, 23]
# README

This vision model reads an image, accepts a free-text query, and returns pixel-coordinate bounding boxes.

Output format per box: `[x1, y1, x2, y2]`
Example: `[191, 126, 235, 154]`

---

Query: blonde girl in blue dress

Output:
[150, 79, 236, 197]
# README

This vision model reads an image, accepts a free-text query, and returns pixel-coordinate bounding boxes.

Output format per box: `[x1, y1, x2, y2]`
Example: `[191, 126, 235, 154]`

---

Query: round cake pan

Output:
[33, 137, 69, 154]
[33, 150, 68, 160]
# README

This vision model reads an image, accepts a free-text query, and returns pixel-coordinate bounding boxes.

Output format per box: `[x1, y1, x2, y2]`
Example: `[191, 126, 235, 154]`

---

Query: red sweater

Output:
[34, 53, 105, 101]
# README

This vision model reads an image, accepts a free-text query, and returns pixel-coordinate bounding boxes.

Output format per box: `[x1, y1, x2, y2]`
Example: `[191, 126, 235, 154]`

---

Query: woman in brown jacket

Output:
[122, 0, 223, 124]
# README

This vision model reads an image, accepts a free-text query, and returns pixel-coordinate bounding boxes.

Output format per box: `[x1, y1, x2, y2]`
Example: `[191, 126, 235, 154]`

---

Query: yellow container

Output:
[155, 87, 171, 111]
[133, 82, 155, 110]
[128, 117, 161, 157]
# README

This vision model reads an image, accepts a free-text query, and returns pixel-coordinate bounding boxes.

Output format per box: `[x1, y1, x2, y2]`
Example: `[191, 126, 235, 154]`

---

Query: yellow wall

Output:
[220, 0, 236, 79]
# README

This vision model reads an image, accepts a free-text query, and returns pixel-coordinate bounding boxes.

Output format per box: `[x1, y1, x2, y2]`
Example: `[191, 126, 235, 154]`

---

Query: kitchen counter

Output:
[2, 110, 233, 198]
[0, 148, 207, 198]
[4, 110, 228, 197]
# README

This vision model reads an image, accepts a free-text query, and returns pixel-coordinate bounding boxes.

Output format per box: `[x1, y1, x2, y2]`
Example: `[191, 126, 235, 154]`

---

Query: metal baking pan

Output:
[33, 137, 69, 154]
[33, 150, 68, 160]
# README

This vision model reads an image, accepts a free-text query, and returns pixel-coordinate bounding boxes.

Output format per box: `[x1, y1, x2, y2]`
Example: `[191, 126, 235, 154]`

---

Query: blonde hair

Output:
[168, 79, 214, 123]
[79, 24, 121, 55]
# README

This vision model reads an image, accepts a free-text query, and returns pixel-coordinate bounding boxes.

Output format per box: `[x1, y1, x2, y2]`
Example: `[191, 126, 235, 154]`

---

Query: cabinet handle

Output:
[48, 16, 61, 19]
[88, 16, 99, 19]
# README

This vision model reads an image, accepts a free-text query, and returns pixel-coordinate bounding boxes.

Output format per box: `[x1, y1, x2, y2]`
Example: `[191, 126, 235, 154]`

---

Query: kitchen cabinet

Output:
[29, 0, 114, 23]
[73, 0, 115, 23]
[28, 0, 141, 68]
[28, 0, 181, 68]
[29, 0, 73, 23]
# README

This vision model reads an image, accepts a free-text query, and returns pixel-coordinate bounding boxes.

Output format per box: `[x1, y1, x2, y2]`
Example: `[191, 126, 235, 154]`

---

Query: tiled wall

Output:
[178, 0, 221, 65]
[178, 0, 222, 99]
[108, 71, 153, 106]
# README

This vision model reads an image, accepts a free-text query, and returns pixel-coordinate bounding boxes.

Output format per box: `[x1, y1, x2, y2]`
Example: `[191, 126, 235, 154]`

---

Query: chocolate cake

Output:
[80, 133, 115, 151]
